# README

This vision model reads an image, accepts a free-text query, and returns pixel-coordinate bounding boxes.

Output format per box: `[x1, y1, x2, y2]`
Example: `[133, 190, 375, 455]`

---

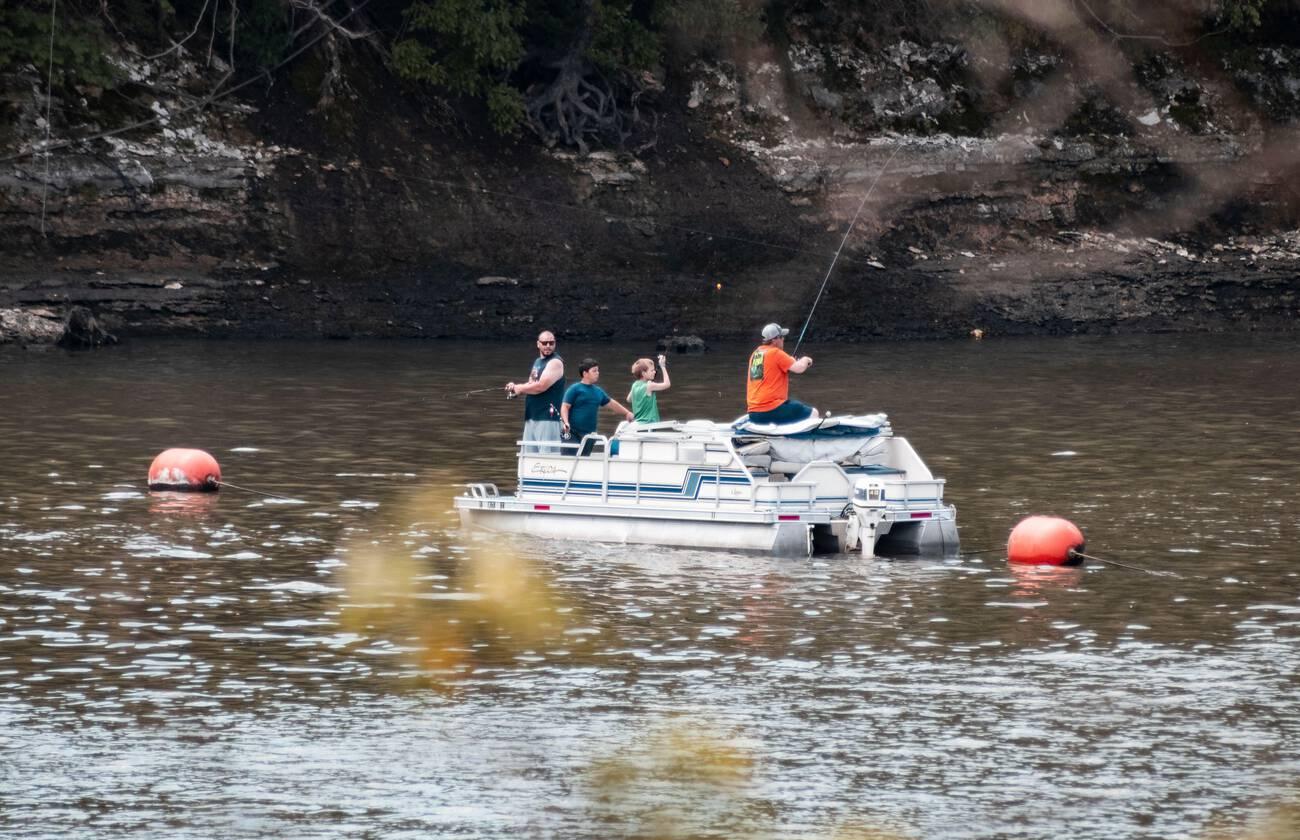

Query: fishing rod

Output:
[792, 143, 905, 356]
[457, 386, 507, 398]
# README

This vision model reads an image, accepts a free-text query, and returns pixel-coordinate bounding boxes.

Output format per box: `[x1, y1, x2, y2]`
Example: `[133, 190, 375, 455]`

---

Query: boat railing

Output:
[514, 431, 941, 511]
[513, 431, 822, 509]
[882, 478, 946, 505]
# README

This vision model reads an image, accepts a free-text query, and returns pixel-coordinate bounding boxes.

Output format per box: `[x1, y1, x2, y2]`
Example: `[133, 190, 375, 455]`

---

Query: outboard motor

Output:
[847, 477, 886, 557]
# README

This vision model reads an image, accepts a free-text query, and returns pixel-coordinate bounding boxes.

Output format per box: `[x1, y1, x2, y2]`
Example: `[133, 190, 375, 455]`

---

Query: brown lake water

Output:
[1, 334, 1298, 839]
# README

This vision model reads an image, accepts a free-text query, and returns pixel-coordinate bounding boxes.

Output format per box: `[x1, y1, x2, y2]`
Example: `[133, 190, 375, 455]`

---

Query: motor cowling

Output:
[847, 477, 887, 557]
[852, 478, 886, 511]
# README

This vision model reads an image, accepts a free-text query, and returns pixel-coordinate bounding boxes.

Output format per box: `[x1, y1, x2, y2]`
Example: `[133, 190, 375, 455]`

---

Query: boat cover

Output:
[732, 413, 890, 466]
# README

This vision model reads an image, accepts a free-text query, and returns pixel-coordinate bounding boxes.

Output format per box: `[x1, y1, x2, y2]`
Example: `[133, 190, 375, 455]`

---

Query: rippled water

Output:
[2, 335, 1298, 839]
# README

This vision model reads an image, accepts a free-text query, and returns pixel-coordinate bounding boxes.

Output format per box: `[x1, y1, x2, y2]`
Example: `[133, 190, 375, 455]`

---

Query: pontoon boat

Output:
[455, 414, 958, 557]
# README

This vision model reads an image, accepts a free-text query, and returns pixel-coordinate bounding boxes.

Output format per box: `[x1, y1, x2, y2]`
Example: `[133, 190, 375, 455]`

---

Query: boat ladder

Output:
[465, 482, 503, 508]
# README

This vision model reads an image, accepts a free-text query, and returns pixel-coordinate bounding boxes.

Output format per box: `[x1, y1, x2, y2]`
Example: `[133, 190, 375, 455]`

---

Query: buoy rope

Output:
[1070, 549, 1181, 578]
[792, 142, 904, 355]
[213, 479, 301, 501]
[956, 546, 1006, 557]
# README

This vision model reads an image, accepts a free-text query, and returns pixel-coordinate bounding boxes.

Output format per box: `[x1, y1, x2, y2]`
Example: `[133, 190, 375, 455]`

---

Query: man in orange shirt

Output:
[746, 322, 818, 424]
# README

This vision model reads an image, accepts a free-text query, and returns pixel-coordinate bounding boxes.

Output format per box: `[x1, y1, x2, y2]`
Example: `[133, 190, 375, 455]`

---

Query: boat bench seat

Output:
[844, 464, 906, 476]
[762, 461, 908, 477]
[769, 460, 809, 475]
[736, 440, 773, 471]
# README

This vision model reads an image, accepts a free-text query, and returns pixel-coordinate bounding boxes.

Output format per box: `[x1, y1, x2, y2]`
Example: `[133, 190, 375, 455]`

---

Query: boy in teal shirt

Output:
[561, 358, 634, 455]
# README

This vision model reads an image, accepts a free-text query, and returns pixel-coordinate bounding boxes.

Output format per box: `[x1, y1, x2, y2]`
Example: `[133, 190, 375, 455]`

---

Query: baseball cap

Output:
[761, 323, 790, 341]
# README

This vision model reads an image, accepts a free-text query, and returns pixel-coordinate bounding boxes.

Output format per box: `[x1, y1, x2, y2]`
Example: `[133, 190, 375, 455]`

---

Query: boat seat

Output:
[735, 440, 772, 470]
[769, 460, 805, 475]
[844, 464, 906, 476]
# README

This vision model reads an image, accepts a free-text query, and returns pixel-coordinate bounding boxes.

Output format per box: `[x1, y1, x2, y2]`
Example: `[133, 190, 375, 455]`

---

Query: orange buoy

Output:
[1007, 515, 1085, 566]
[148, 448, 221, 492]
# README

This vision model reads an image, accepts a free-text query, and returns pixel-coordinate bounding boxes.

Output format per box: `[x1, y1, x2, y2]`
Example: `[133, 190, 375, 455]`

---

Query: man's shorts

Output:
[523, 419, 562, 454]
[747, 399, 813, 426]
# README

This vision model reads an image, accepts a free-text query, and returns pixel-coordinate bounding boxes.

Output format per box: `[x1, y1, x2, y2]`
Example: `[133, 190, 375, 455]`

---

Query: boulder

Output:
[0, 308, 63, 344]
[57, 306, 118, 349]
[656, 334, 708, 354]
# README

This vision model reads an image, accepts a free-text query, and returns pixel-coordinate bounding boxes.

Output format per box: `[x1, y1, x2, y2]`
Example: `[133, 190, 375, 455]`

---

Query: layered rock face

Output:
[2, 21, 1299, 343]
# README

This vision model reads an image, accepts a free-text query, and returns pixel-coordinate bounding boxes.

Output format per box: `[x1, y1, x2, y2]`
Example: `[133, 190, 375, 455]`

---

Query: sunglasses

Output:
[538, 340, 556, 345]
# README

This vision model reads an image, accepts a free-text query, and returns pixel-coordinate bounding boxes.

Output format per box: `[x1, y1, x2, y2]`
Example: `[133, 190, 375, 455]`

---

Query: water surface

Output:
[1, 334, 1298, 838]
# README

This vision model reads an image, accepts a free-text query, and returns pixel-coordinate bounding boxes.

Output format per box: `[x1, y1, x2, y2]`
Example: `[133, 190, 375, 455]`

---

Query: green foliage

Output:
[392, 0, 666, 135]
[485, 82, 525, 133]
[0, 0, 116, 86]
[393, 0, 526, 94]
[586, 0, 661, 75]
[392, 0, 527, 132]
[107, 0, 288, 70]
[228, 0, 291, 68]
[1216, 0, 1271, 31]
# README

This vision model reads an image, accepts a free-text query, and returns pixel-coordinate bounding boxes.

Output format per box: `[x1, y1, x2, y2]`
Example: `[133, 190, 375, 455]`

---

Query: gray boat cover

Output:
[732, 413, 890, 465]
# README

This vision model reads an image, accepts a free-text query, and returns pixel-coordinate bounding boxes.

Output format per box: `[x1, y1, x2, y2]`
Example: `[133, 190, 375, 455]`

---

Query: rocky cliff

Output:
[3, 10, 1300, 343]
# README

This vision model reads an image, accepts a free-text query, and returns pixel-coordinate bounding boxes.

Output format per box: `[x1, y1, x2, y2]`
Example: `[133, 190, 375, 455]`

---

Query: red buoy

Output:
[148, 448, 221, 492]
[1007, 516, 1085, 566]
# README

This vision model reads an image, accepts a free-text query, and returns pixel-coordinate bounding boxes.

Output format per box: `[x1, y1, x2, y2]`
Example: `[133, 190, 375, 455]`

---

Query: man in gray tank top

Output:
[505, 330, 565, 453]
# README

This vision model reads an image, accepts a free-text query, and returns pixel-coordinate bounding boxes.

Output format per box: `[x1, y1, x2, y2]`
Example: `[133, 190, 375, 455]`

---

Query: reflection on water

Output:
[1, 335, 1299, 839]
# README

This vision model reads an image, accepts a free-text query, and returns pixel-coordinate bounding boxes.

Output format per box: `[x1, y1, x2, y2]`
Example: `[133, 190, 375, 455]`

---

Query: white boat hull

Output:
[457, 501, 816, 556]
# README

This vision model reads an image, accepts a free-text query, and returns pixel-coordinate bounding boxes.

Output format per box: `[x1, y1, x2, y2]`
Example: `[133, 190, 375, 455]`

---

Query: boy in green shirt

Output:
[628, 353, 671, 423]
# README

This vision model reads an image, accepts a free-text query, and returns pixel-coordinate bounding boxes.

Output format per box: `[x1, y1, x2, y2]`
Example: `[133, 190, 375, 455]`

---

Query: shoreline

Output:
[5, 233, 1299, 345]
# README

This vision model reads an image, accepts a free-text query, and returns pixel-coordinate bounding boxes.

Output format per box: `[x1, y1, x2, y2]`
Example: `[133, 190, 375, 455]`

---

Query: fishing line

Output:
[39, 0, 57, 237]
[339, 163, 881, 266]
[792, 142, 904, 355]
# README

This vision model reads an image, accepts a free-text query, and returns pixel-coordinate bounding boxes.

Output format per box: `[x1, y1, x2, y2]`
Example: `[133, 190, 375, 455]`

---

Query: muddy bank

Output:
[5, 232, 1298, 344]
[3, 29, 1300, 344]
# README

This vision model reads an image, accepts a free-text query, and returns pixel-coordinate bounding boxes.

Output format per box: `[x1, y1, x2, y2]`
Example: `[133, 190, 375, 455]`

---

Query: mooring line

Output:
[213, 480, 302, 502]
[956, 546, 1006, 557]
[1070, 549, 1181, 578]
